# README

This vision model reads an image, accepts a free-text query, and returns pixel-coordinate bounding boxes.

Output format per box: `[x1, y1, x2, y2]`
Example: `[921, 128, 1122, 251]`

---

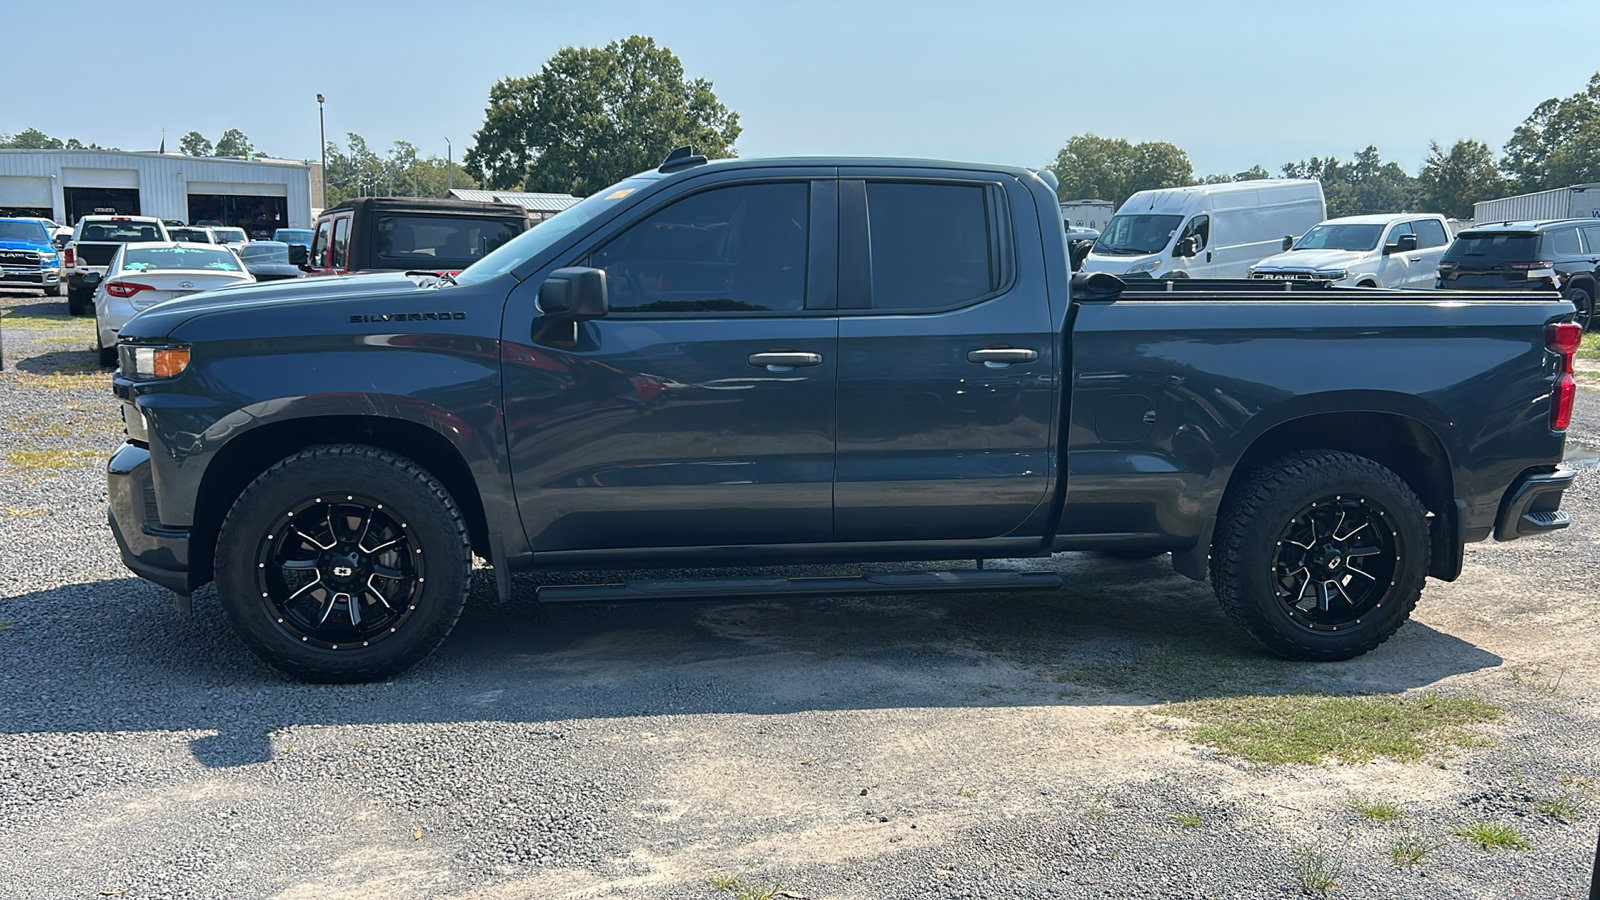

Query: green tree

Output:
[322, 133, 479, 205]
[1047, 133, 1194, 207]
[1200, 164, 1271, 184]
[214, 128, 256, 157]
[1283, 147, 1414, 217]
[1415, 139, 1505, 219]
[0, 128, 65, 149]
[1544, 115, 1600, 187]
[179, 131, 213, 156]
[466, 35, 741, 195]
[1502, 73, 1600, 192]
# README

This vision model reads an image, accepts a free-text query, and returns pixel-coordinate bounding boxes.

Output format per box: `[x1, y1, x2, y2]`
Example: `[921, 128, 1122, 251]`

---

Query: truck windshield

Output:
[0, 221, 48, 242]
[1293, 224, 1383, 252]
[454, 174, 663, 285]
[1094, 214, 1182, 255]
[1441, 232, 1540, 266]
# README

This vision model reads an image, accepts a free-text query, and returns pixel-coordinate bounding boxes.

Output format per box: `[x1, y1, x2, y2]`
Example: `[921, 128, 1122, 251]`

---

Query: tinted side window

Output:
[866, 182, 994, 310]
[1546, 227, 1581, 256]
[311, 220, 331, 267]
[591, 182, 809, 313]
[331, 216, 350, 269]
[1581, 225, 1600, 254]
[1413, 218, 1449, 249]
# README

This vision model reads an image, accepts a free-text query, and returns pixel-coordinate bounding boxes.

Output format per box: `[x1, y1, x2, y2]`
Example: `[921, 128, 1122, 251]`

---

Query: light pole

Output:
[316, 94, 326, 207]
[444, 137, 453, 196]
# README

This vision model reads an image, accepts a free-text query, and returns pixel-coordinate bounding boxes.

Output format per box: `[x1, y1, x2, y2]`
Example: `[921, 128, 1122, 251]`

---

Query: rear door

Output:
[833, 168, 1055, 541]
[1410, 218, 1452, 288]
[502, 168, 841, 550]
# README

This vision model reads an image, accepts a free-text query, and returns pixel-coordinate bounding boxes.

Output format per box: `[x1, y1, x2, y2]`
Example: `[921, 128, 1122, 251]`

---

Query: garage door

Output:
[0, 176, 52, 208]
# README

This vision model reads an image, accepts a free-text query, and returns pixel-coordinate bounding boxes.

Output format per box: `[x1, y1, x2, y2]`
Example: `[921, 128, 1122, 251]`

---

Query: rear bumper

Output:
[107, 441, 192, 595]
[1493, 466, 1576, 541]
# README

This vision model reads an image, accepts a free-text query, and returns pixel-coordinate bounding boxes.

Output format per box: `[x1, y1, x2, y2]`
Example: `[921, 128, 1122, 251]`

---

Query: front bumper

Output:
[0, 268, 59, 286]
[1493, 466, 1576, 541]
[107, 441, 192, 594]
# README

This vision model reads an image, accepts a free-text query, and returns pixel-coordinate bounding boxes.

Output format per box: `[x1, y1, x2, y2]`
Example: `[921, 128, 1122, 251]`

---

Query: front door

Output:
[833, 171, 1056, 541]
[502, 175, 841, 550]
[1377, 221, 1416, 287]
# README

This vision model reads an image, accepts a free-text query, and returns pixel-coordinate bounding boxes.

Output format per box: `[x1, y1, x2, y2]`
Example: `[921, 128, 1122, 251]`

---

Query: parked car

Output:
[107, 151, 1577, 683]
[51, 225, 74, 251]
[167, 226, 216, 244]
[92, 242, 253, 365]
[0, 217, 64, 296]
[272, 228, 313, 249]
[236, 241, 305, 281]
[1081, 179, 1325, 279]
[64, 215, 170, 315]
[210, 227, 249, 250]
[1437, 219, 1600, 332]
[1250, 214, 1453, 289]
[302, 197, 527, 278]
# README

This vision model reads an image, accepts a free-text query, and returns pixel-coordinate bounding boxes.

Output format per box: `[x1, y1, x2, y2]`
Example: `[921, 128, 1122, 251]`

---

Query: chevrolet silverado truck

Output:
[107, 150, 1582, 682]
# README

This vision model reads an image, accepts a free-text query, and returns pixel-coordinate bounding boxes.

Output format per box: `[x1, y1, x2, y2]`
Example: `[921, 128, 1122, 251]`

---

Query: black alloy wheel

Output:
[1566, 285, 1594, 333]
[257, 494, 422, 651]
[1211, 450, 1429, 661]
[214, 444, 472, 682]
[1270, 495, 1399, 633]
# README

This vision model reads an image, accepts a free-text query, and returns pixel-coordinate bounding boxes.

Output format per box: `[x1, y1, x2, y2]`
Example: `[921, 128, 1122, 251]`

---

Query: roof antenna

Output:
[659, 146, 708, 174]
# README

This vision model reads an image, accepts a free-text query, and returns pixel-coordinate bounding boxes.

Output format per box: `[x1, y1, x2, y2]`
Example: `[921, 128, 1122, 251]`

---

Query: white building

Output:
[0, 149, 315, 235]
[447, 188, 581, 223]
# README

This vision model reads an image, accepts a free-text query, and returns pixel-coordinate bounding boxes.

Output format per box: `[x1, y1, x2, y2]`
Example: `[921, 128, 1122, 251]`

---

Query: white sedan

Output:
[93, 242, 255, 366]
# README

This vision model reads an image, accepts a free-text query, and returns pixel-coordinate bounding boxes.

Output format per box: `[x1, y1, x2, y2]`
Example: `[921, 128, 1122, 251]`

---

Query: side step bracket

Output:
[535, 569, 1062, 604]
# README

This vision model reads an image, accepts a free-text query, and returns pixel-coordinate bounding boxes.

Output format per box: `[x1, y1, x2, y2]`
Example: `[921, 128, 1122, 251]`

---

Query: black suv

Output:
[1438, 219, 1600, 331]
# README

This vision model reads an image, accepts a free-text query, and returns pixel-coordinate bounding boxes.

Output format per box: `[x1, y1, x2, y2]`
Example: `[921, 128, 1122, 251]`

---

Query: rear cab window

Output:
[864, 181, 1005, 311]
[1412, 218, 1450, 249]
[374, 215, 522, 271]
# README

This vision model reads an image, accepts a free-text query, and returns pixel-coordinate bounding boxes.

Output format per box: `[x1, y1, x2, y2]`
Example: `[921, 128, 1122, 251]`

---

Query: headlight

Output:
[119, 343, 191, 380]
[1126, 258, 1162, 275]
[1314, 269, 1349, 281]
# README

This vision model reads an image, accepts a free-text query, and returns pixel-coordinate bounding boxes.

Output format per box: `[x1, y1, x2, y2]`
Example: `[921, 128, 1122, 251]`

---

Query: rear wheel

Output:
[1564, 284, 1594, 333]
[213, 445, 473, 682]
[1210, 450, 1428, 661]
[67, 286, 91, 316]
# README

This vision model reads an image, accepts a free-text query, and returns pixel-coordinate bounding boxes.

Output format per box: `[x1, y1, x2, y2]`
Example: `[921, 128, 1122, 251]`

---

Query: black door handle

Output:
[967, 347, 1038, 366]
[748, 351, 822, 370]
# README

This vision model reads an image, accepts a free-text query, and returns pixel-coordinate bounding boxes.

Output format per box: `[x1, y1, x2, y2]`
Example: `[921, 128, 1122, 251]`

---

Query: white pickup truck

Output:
[64, 215, 170, 315]
[1249, 213, 1453, 289]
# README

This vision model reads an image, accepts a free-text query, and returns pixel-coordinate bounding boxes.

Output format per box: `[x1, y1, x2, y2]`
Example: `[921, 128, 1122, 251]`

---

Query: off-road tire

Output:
[1210, 450, 1429, 661]
[66, 287, 91, 316]
[213, 444, 472, 682]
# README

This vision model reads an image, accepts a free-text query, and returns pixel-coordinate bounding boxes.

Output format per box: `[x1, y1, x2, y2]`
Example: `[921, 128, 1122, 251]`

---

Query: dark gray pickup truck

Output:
[107, 150, 1582, 682]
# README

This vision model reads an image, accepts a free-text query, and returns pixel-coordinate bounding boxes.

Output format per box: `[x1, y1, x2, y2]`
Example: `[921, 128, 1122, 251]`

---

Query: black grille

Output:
[0, 250, 38, 266]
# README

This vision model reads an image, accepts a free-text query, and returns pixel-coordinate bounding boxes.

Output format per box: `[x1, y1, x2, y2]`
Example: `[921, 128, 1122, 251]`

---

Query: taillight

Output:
[1507, 261, 1555, 269]
[1437, 260, 1458, 270]
[63, 247, 74, 266]
[1547, 321, 1581, 431]
[105, 281, 152, 299]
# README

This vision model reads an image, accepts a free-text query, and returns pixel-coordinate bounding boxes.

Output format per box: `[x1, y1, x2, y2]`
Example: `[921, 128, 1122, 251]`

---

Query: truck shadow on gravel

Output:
[0, 555, 1502, 768]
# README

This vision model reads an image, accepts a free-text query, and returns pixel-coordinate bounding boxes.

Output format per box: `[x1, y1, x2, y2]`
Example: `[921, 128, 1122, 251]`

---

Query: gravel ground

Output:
[3, 290, 1599, 899]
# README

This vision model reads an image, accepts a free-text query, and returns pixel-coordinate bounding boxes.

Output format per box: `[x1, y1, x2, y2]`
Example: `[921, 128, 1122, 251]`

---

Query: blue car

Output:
[0, 217, 63, 297]
[272, 228, 313, 250]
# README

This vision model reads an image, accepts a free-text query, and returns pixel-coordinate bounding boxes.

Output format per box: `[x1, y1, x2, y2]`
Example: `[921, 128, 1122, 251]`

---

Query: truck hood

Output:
[1252, 249, 1367, 272]
[119, 272, 432, 340]
[0, 239, 52, 253]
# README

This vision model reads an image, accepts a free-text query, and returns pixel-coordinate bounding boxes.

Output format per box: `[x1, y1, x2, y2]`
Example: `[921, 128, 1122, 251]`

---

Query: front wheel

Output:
[44, 283, 61, 298]
[1210, 450, 1429, 661]
[213, 445, 473, 682]
[67, 287, 92, 316]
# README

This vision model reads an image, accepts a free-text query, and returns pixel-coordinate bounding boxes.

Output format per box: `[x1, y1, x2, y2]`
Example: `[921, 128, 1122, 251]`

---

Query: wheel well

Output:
[188, 416, 490, 586]
[1567, 273, 1595, 296]
[1225, 411, 1457, 579]
[1357, 279, 1378, 288]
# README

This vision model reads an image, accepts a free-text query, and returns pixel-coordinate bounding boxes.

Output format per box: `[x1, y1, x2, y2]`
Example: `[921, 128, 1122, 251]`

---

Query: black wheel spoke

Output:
[1345, 545, 1381, 558]
[1271, 494, 1398, 631]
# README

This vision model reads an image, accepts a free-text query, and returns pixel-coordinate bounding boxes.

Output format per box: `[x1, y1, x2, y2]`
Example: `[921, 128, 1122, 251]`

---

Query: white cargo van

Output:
[1081, 180, 1326, 279]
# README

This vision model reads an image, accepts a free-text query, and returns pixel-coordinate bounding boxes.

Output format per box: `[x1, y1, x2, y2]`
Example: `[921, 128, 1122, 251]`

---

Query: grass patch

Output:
[1579, 332, 1600, 360]
[1452, 821, 1531, 851]
[1163, 692, 1503, 765]
[1389, 831, 1444, 868]
[955, 786, 980, 798]
[1350, 798, 1406, 824]
[1510, 665, 1566, 694]
[13, 370, 110, 391]
[1537, 794, 1580, 820]
[706, 874, 789, 900]
[3, 506, 50, 517]
[1292, 847, 1341, 897]
[5, 448, 102, 472]
[1169, 811, 1202, 828]
[0, 314, 89, 332]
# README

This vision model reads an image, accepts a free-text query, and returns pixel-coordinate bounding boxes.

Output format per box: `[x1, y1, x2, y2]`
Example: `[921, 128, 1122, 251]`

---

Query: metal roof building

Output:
[0, 149, 314, 234]
[447, 188, 581, 220]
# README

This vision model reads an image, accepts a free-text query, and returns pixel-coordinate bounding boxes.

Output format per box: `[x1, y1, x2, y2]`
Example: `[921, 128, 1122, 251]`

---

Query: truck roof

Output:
[321, 197, 527, 217]
[1318, 213, 1444, 225]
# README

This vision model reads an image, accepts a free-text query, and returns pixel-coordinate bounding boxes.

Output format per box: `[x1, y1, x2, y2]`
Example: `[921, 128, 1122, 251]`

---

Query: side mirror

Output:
[538, 266, 608, 320]
[53, 236, 69, 251]
[1174, 236, 1198, 258]
[533, 266, 608, 348]
[1395, 234, 1418, 253]
[1282, 235, 1295, 252]
[287, 243, 309, 267]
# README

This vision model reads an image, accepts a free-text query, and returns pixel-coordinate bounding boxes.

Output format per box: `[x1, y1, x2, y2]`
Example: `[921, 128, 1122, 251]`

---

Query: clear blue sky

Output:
[11, 0, 1600, 179]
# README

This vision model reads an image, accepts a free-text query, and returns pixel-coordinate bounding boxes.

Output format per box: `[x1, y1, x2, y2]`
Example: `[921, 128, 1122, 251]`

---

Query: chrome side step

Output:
[535, 569, 1063, 604]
